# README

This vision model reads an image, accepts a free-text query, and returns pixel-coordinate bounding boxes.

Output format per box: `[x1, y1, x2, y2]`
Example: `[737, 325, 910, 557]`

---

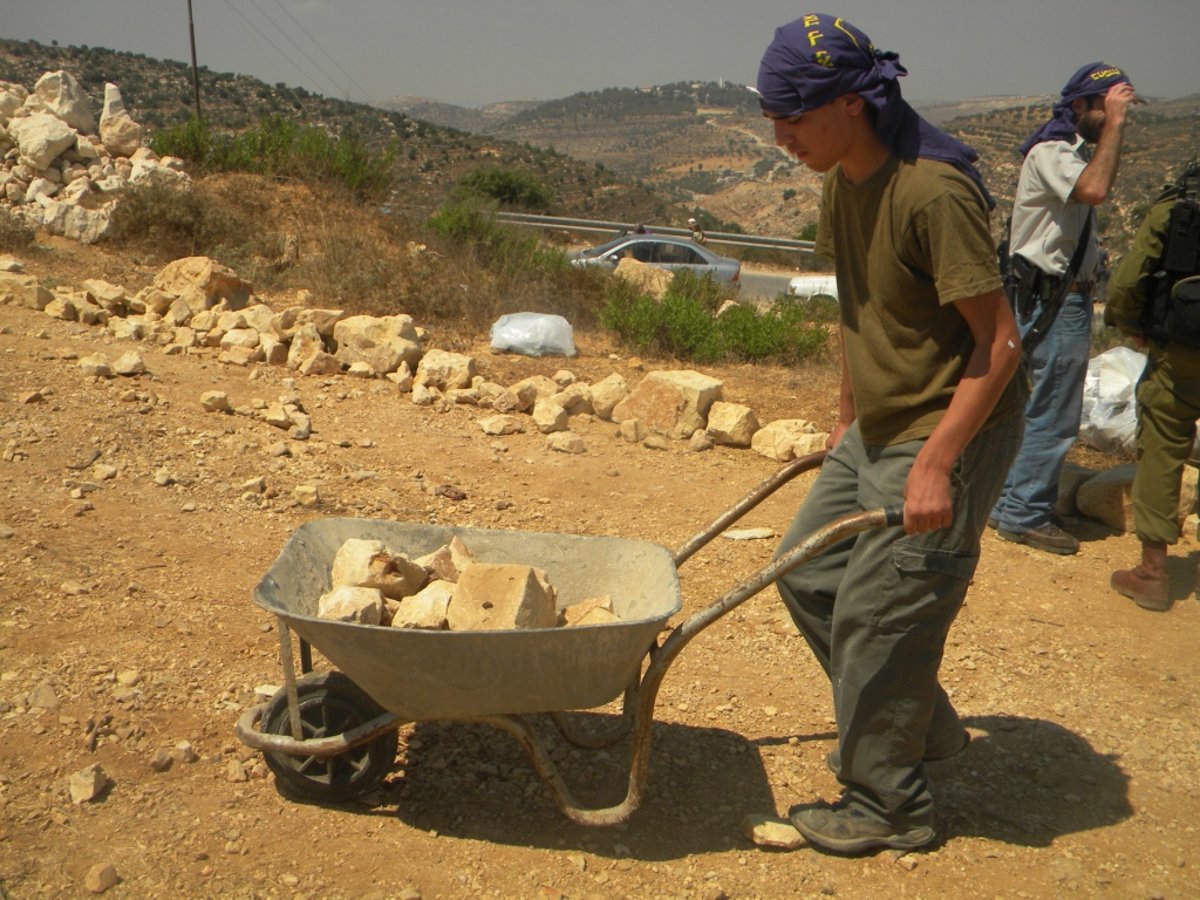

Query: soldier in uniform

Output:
[1105, 163, 1200, 611]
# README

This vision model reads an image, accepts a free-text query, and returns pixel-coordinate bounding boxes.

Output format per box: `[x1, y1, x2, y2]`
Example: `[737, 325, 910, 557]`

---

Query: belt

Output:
[1040, 275, 1092, 297]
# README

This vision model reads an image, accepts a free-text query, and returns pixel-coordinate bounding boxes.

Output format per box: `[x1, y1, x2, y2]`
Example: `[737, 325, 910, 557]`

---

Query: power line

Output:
[244, 0, 343, 98]
[268, 0, 377, 104]
[216, 0, 334, 99]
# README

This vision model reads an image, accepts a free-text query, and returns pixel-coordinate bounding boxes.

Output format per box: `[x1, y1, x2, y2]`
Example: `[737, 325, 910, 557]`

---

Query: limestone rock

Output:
[532, 397, 569, 434]
[478, 414, 525, 436]
[414, 536, 475, 582]
[317, 585, 384, 624]
[560, 595, 618, 626]
[7, 112, 76, 169]
[99, 83, 144, 157]
[612, 370, 723, 440]
[390, 580, 454, 630]
[153, 257, 252, 311]
[547, 431, 586, 454]
[330, 538, 427, 599]
[69, 764, 110, 804]
[84, 862, 119, 894]
[29, 70, 95, 133]
[448, 564, 557, 631]
[751, 419, 825, 462]
[706, 401, 760, 447]
[1055, 462, 1098, 517]
[1075, 464, 1135, 532]
[588, 374, 628, 422]
[614, 257, 672, 298]
[741, 813, 805, 850]
[332, 314, 421, 376]
[414, 348, 476, 391]
[0, 272, 53, 310]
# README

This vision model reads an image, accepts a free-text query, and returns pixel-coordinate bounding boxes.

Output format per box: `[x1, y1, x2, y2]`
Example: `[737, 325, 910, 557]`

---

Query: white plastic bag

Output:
[489, 312, 576, 357]
[1078, 346, 1146, 455]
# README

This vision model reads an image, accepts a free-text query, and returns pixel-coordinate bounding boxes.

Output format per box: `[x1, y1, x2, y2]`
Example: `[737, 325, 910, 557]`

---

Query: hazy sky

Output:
[6, 1, 1198, 109]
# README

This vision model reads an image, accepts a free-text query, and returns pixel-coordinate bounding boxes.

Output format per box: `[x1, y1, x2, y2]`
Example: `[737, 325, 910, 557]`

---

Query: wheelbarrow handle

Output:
[673, 451, 828, 566]
[534, 504, 902, 827]
[660, 504, 903, 675]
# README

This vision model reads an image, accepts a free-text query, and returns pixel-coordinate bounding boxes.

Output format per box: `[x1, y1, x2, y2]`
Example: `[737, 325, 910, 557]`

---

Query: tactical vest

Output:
[1144, 162, 1200, 347]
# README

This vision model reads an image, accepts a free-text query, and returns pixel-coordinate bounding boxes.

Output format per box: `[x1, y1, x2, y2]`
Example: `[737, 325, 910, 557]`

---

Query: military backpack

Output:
[1143, 160, 1200, 347]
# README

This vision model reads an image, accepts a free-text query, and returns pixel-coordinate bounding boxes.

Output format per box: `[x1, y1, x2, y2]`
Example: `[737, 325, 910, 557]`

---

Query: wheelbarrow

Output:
[236, 451, 901, 825]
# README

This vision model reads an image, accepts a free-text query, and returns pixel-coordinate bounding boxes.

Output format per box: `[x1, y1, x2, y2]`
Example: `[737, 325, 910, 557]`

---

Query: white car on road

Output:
[787, 274, 838, 300]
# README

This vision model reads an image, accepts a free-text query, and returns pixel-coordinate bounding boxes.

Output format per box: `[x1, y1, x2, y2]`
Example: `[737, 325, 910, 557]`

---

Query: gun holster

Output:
[1006, 255, 1042, 317]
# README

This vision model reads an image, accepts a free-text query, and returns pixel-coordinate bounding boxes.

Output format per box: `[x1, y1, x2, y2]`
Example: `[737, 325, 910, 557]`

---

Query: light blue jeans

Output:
[991, 291, 1093, 532]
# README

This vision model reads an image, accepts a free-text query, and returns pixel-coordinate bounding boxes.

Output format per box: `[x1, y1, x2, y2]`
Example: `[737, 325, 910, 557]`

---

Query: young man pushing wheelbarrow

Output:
[756, 13, 1024, 853]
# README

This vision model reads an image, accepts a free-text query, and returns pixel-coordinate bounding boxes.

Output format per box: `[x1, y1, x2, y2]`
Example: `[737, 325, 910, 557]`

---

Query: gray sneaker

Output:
[790, 803, 935, 854]
[996, 522, 1079, 555]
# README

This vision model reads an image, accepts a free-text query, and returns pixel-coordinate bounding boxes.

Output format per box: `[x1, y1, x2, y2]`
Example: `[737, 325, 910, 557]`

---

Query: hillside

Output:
[0, 39, 675, 227]
[483, 83, 1200, 253]
[2, 37, 1197, 256]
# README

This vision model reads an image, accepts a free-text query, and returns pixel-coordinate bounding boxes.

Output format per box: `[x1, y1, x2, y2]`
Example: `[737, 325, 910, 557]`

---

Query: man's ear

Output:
[1070, 97, 1088, 118]
[842, 93, 867, 116]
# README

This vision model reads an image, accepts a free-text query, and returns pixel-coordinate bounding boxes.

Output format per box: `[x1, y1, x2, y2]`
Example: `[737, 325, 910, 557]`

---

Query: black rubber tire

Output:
[260, 671, 398, 803]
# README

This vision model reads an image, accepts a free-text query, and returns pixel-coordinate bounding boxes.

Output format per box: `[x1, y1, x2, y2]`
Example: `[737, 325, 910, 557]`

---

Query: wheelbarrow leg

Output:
[277, 619, 303, 741]
[548, 682, 638, 749]
[473, 507, 901, 828]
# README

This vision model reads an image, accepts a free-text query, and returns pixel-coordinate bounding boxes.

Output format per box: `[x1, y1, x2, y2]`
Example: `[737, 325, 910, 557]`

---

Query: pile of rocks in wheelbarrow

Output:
[316, 536, 617, 631]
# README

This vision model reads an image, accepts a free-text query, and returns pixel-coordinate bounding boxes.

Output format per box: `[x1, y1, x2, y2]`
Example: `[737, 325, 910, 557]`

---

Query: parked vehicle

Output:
[787, 274, 838, 300]
[569, 235, 741, 287]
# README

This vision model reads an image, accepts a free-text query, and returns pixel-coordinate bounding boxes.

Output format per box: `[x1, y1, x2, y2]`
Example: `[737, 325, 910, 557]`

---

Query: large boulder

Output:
[26, 70, 95, 134]
[98, 83, 144, 158]
[612, 370, 723, 440]
[332, 315, 422, 376]
[7, 113, 76, 170]
[153, 257, 253, 311]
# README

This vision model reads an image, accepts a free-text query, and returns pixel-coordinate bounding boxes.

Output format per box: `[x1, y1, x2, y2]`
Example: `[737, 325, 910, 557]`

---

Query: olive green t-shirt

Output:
[816, 156, 1020, 444]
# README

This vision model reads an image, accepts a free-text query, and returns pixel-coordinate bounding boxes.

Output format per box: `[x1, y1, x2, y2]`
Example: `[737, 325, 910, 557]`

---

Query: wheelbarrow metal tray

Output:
[253, 518, 681, 720]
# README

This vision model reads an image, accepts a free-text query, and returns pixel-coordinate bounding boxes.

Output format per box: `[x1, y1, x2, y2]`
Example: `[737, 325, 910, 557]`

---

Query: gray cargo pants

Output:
[775, 414, 1021, 825]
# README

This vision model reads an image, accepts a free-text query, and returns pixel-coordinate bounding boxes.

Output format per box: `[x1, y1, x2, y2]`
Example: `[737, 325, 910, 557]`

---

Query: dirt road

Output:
[1, 257, 1197, 898]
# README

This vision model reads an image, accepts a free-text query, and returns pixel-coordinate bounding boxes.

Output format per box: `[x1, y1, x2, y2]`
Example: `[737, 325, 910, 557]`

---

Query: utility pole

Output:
[187, 0, 202, 120]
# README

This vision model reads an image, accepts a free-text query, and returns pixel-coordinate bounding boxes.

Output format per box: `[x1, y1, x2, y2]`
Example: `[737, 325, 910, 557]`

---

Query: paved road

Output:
[739, 268, 792, 301]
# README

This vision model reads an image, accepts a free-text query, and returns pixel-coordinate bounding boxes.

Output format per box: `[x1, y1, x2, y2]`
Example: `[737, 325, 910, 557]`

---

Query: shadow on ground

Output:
[263, 711, 1130, 857]
[287, 713, 776, 859]
[934, 713, 1132, 846]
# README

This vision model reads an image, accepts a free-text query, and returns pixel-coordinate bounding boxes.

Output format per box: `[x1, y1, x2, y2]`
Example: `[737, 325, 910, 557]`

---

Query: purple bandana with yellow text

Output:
[756, 13, 993, 208]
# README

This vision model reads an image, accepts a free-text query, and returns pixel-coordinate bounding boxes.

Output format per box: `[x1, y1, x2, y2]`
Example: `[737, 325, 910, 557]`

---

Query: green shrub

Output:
[601, 274, 831, 364]
[453, 167, 553, 211]
[0, 208, 35, 251]
[109, 179, 257, 257]
[150, 117, 394, 201]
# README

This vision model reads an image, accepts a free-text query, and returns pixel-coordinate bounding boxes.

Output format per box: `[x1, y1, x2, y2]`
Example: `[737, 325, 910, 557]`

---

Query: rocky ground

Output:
[1, 238, 1198, 899]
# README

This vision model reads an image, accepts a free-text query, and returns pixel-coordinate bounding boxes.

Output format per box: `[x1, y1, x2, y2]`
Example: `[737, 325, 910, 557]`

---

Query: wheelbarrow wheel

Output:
[261, 671, 398, 804]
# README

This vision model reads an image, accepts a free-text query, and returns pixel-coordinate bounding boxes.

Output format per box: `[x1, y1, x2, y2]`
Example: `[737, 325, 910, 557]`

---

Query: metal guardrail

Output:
[493, 212, 816, 255]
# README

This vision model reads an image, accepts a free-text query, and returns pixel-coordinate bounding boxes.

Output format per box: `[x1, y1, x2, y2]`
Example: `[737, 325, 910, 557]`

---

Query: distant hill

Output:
[468, 82, 1200, 254]
[376, 95, 541, 133]
[1, 38, 1197, 258]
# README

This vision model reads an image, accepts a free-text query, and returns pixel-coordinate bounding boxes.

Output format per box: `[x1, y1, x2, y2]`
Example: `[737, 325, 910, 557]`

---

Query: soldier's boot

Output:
[1111, 541, 1170, 612]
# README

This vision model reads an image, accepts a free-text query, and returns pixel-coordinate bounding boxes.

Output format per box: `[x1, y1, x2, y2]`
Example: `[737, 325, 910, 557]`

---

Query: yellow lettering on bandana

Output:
[803, 14, 821, 27]
[807, 29, 825, 47]
[814, 50, 834, 68]
[832, 18, 862, 51]
[1090, 67, 1123, 80]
